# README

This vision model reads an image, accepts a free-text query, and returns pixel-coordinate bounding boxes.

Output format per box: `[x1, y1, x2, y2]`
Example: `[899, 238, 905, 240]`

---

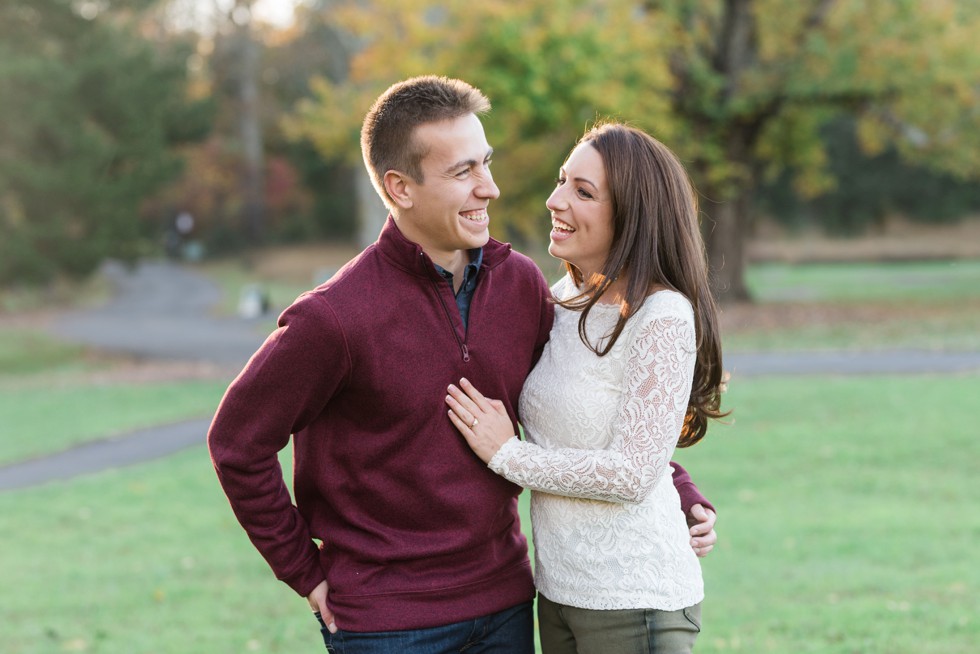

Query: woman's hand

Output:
[446, 378, 517, 464]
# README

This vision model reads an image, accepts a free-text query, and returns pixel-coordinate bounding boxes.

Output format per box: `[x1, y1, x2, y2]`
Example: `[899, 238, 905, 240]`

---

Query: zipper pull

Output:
[461, 344, 471, 362]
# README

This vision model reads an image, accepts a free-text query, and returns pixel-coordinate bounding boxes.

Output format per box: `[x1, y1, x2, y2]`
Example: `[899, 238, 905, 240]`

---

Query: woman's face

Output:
[546, 142, 615, 279]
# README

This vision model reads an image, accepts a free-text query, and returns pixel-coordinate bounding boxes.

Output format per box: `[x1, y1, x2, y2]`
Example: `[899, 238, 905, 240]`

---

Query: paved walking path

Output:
[0, 418, 211, 492]
[50, 260, 267, 366]
[2, 259, 978, 492]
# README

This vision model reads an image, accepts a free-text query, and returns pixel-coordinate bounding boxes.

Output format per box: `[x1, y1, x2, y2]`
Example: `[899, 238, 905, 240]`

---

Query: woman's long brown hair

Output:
[557, 122, 727, 447]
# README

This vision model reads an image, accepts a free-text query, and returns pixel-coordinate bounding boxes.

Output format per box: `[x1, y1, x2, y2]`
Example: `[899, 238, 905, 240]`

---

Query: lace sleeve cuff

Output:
[487, 435, 523, 476]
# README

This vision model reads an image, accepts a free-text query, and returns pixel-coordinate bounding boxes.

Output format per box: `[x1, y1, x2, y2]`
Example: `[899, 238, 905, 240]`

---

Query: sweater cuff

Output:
[281, 552, 327, 599]
[676, 480, 715, 516]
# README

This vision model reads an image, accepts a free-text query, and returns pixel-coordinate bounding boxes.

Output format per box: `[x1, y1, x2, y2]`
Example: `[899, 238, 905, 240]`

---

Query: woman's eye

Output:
[577, 188, 593, 199]
[555, 177, 566, 186]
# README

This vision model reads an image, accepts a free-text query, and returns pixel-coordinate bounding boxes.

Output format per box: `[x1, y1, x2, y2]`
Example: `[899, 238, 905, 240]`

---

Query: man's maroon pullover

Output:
[208, 217, 712, 632]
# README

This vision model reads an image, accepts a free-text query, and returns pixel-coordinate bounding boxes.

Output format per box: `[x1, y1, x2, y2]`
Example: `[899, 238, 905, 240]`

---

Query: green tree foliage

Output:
[286, 0, 980, 301]
[253, 7, 359, 241]
[684, 0, 980, 299]
[760, 118, 980, 235]
[0, 0, 210, 284]
[285, 0, 673, 245]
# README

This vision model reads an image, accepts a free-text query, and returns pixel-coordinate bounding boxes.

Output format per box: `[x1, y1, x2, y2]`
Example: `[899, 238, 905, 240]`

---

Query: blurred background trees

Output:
[0, 0, 211, 283]
[3, 0, 979, 302]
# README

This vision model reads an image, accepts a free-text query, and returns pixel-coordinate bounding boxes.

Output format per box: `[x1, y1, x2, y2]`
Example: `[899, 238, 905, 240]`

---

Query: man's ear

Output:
[384, 170, 414, 210]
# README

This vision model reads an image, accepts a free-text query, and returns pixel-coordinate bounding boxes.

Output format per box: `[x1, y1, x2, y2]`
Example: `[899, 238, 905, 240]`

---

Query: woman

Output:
[445, 123, 726, 653]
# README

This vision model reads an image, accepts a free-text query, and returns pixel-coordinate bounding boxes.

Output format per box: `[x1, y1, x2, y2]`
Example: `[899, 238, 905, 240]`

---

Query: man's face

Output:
[398, 113, 499, 262]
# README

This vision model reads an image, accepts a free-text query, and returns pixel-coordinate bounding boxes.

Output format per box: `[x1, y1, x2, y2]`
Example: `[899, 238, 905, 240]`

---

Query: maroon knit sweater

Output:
[209, 217, 712, 632]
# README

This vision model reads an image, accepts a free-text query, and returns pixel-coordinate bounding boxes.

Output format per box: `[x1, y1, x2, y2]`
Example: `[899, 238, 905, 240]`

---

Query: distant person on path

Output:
[165, 210, 196, 260]
[446, 123, 727, 654]
[208, 77, 717, 654]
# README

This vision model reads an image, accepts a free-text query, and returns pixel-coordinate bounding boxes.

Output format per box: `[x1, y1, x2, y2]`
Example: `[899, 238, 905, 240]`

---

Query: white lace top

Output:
[489, 275, 703, 610]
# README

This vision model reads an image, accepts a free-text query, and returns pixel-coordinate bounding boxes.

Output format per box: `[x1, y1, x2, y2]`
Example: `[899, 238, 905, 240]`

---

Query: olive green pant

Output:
[537, 594, 701, 654]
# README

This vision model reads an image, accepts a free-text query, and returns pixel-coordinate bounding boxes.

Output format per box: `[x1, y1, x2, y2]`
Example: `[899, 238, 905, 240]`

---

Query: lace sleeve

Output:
[489, 313, 696, 503]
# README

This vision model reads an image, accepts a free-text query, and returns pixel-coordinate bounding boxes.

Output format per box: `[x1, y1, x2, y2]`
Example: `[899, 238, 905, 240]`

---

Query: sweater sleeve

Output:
[671, 462, 715, 516]
[208, 292, 351, 597]
[488, 309, 696, 504]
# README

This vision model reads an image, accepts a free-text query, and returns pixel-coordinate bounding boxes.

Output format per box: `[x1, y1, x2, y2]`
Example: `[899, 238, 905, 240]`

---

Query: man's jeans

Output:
[315, 601, 534, 654]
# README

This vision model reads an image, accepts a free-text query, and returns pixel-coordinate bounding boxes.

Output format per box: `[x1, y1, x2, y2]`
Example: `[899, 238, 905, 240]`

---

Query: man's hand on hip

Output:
[687, 503, 717, 558]
[307, 580, 337, 634]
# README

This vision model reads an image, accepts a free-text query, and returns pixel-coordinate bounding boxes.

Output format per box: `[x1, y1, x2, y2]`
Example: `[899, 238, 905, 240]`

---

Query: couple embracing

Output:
[209, 75, 726, 654]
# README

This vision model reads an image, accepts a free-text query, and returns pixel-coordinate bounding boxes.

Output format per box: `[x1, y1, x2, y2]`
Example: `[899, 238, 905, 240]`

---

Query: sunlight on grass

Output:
[746, 260, 980, 303]
[724, 259, 980, 352]
[723, 301, 980, 352]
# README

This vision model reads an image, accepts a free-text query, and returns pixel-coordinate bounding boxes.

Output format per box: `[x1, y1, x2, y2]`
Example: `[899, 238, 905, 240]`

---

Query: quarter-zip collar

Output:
[375, 215, 511, 279]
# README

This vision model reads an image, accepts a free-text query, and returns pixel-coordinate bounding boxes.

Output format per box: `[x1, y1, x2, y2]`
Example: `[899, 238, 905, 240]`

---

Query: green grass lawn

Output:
[745, 260, 980, 303]
[0, 377, 228, 466]
[673, 372, 979, 653]
[724, 259, 980, 352]
[721, 300, 980, 352]
[1, 373, 977, 653]
[0, 329, 93, 376]
[0, 328, 231, 465]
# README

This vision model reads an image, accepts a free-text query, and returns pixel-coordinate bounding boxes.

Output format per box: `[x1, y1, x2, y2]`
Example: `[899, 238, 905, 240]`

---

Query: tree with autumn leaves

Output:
[286, 0, 980, 302]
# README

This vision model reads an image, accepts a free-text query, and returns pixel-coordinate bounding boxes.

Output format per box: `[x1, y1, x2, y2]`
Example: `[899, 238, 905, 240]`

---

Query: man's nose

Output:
[476, 169, 500, 200]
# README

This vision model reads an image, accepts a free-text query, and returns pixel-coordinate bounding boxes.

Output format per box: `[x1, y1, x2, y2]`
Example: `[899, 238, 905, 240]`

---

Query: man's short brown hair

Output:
[361, 76, 491, 207]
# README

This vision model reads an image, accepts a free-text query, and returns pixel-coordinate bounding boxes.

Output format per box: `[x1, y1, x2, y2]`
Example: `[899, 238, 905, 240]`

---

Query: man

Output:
[208, 76, 716, 653]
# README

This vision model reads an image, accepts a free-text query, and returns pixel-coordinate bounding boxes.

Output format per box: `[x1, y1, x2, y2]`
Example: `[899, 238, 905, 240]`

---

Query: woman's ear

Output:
[384, 170, 414, 210]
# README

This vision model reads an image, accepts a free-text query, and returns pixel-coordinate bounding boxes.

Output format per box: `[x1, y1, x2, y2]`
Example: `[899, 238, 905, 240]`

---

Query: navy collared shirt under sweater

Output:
[433, 248, 483, 330]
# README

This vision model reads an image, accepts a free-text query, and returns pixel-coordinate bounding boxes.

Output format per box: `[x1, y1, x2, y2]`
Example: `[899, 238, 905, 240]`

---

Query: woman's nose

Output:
[546, 187, 567, 212]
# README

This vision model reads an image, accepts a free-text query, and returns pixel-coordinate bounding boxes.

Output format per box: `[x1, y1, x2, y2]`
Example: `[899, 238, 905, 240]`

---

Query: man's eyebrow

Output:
[446, 148, 494, 173]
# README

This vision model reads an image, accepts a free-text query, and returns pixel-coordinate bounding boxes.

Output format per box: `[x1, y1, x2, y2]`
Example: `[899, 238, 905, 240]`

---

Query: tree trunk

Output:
[703, 189, 752, 304]
[236, 1, 265, 243]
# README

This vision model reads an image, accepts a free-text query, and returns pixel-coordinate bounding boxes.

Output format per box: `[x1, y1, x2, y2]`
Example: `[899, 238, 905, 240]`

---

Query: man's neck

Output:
[430, 249, 470, 291]
[390, 215, 471, 283]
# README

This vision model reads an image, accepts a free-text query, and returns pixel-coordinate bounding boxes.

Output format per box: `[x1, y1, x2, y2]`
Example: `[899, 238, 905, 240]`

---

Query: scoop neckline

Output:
[565, 277, 675, 309]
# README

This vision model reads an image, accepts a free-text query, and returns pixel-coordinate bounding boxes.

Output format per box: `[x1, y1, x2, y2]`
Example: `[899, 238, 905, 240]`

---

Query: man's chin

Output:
[469, 232, 491, 249]
[459, 225, 491, 249]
